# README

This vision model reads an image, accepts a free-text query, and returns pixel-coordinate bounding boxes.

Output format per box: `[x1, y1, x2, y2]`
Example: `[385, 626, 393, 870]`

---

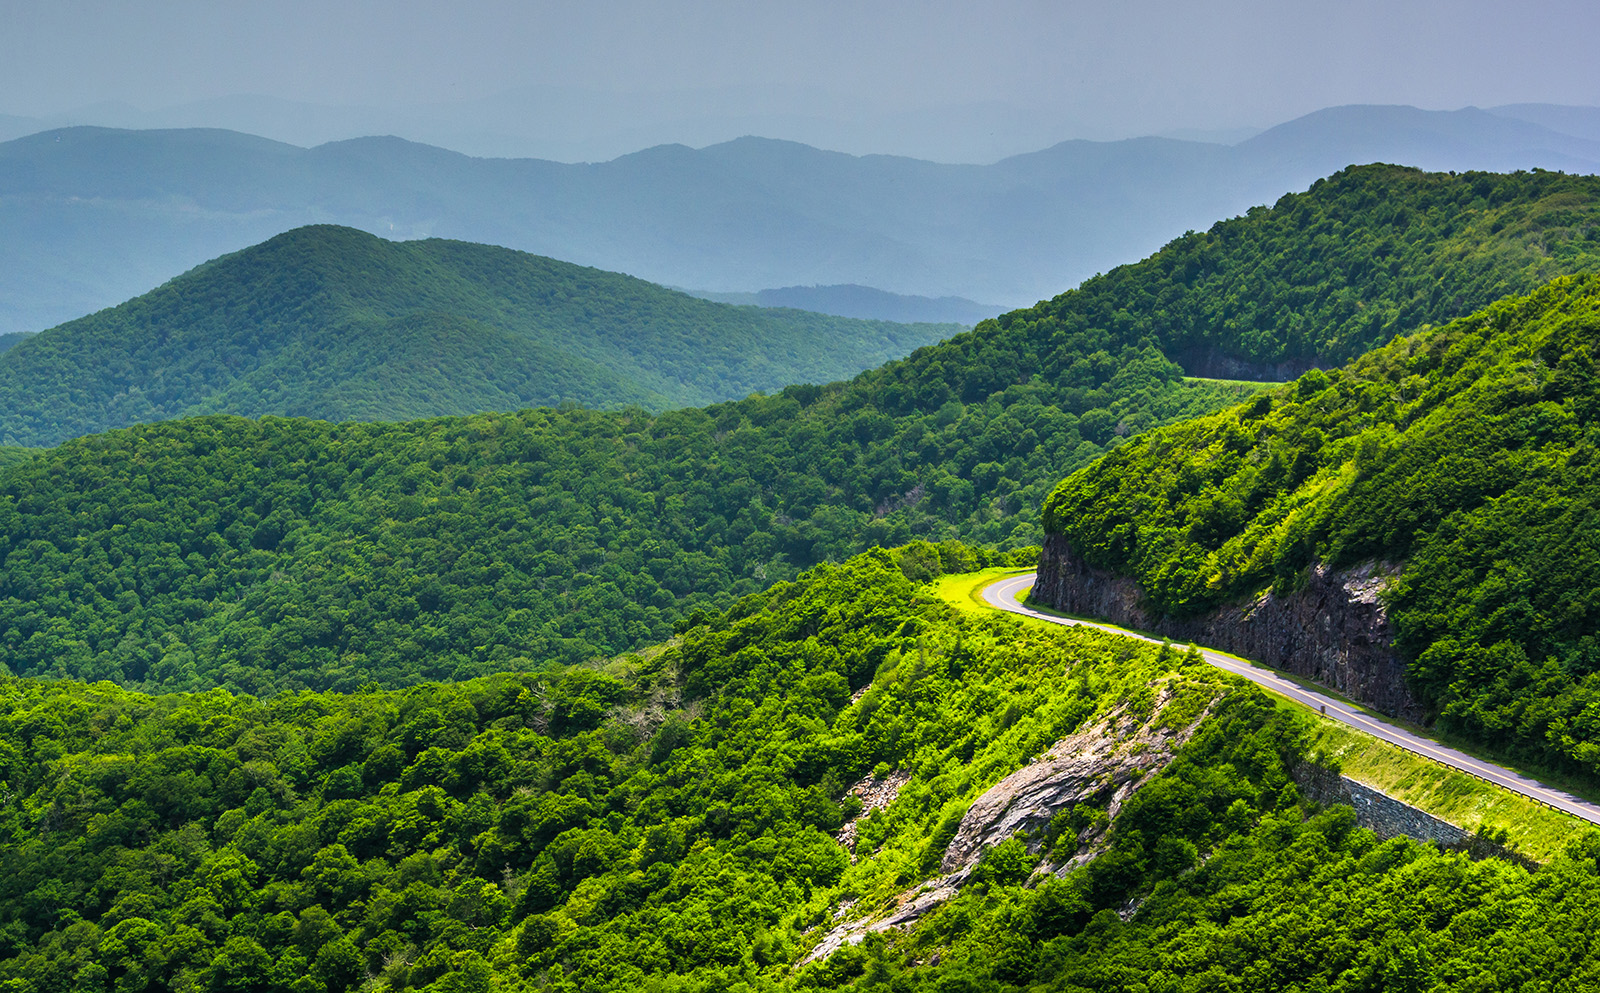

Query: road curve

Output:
[983, 572, 1600, 829]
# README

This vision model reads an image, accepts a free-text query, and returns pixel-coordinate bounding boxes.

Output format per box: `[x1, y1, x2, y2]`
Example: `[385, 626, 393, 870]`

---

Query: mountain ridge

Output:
[7, 104, 1600, 333]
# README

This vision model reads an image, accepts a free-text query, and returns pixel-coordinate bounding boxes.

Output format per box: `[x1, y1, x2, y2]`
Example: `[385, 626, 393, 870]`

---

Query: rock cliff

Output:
[940, 685, 1210, 875]
[802, 686, 1214, 963]
[1034, 534, 1423, 720]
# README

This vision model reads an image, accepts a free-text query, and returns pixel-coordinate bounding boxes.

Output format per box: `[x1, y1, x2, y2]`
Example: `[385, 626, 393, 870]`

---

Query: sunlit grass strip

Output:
[1303, 717, 1585, 862]
[929, 567, 1031, 616]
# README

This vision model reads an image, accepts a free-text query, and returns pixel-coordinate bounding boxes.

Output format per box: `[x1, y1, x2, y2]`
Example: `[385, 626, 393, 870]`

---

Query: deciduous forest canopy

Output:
[4, 549, 1598, 993]
[1046, 273, 1600, 778]
[3, 166, 1600, 696]
[2, 163, 1600, 990]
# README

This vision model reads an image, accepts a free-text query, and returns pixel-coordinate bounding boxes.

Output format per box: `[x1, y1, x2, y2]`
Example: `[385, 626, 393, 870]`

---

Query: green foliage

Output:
[8, 166, 1593, 697]
[1050, 164, 1600, 373]
[0, 546, 1244, 993]
[0, 401, 1046, 693]
[0, 545, 1595, 991]
[1045, 273, 1600, 777]
[0, 225, 961, 446]
[887, 803, 1600, 991]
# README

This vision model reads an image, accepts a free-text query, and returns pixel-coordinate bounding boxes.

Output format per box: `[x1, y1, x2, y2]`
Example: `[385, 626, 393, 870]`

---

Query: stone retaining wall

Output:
[1293, 764, 1538, 869]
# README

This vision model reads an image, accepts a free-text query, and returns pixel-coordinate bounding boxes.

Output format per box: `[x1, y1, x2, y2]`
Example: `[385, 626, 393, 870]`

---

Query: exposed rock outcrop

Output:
[1034, 534, 1423, 720]
[1170, 346, 1316, 382]
[941, 686, 1211, 875]
[836, 769, 912, 854]
[802, 686, 1215, 963]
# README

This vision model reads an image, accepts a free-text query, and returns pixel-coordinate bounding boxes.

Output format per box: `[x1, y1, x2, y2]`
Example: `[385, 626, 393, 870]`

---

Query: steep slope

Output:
[0, 225, 957, 446]
[6, 105, 1600, 332]
[6, 167, 1600, 693]
[925, 164, 1600, 381]
[1040, 274, 1600, 776]
[0, 548, 1590, 993]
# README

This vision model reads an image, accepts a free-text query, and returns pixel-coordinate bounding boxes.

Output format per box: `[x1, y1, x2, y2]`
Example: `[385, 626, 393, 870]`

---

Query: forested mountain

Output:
[4, 166, 1600, 694]
[1044, 273, 1600, 777]
[0, 547, 1593, 993]
[977, 164, 1600, 378]
[0, 226, 957, 447]
[7, 105, 1600, 334]
[0, 333, 30, 356]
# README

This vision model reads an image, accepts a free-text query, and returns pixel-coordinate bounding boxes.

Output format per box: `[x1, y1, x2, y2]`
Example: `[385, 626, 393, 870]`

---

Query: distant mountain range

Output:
[0, 226, 958, 447]
[2, 103, 1598, 334]
[684, 285, 1001, 325]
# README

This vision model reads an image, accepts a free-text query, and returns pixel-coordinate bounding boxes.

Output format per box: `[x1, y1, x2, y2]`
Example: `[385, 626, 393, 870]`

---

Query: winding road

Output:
[982, 572, 1600, 828]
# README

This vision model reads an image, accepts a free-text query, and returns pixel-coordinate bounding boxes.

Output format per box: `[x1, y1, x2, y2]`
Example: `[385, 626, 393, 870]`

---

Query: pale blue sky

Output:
[3, 0, 1597, 159]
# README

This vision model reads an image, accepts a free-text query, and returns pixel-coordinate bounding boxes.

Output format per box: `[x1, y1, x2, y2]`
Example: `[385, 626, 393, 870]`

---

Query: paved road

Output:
[983, 572, 1600, 828]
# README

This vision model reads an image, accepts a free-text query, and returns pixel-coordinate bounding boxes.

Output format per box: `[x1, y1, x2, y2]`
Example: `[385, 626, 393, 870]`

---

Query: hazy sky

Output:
[4, 0, 1599, 157]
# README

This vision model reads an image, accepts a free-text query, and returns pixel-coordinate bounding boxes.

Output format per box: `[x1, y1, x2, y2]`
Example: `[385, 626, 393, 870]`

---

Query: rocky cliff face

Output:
[940, 686, 1209, 875]
[802, 687, 1214, 963]
[1034, 534, 1423, 721]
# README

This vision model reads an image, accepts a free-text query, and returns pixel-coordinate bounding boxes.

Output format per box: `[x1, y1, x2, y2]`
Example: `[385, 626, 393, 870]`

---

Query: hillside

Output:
[6, 105, 1600, 333]
[0, 226, 958, 446]
[932, 164, 1600, 379]
[1042, 274, 1600, 776]
[5, 166, 1600, 693]
[0, 548, 1592, 993]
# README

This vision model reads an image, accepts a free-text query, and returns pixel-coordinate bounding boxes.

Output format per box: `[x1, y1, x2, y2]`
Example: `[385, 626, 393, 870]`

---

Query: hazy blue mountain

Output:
[9, 87, 1129, 164]
[1238, 105, 1600, 178]
[687, 284, 999, 324]
[0, 333, 32, 356]
[4, 104, 1599, 334]
[1491, 103, 1600, 143]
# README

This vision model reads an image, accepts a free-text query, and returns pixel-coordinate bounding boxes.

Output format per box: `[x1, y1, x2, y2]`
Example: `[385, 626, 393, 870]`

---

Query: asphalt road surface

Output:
[983, 572, 1600, 828]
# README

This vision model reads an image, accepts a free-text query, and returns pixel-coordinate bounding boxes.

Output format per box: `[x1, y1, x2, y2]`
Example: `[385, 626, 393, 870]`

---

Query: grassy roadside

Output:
[947, 569, 1592, 862]
[1181, 375, 1281, 390]
[1304, 717, 1583, 861]
[931, 566, 1031, 615]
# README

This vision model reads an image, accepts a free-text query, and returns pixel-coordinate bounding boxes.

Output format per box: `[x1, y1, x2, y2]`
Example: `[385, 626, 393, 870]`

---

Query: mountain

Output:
[0, 333, 31, 356]
[0, 225, 959, 446]
[687, 285, 1001, 325]
[1, 166, 1596, 695]
[1492, 103, 1600, 143]
[0, 545, 1589, 993]
[5, 104, 1600, 334]
[1041, 273, 1600, 776]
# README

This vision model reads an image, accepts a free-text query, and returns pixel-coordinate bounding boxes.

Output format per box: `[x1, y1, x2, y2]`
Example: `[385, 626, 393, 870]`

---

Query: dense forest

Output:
[0, 547, 1593, 993]
[1, 164, 1599, 989]
[0, 358, 1228, 695]
[1044, 273, 1600, 777]
[1050, 165, 1600, 374]
[6, 167, 1600, 696]
[0, 225, 961, 447]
